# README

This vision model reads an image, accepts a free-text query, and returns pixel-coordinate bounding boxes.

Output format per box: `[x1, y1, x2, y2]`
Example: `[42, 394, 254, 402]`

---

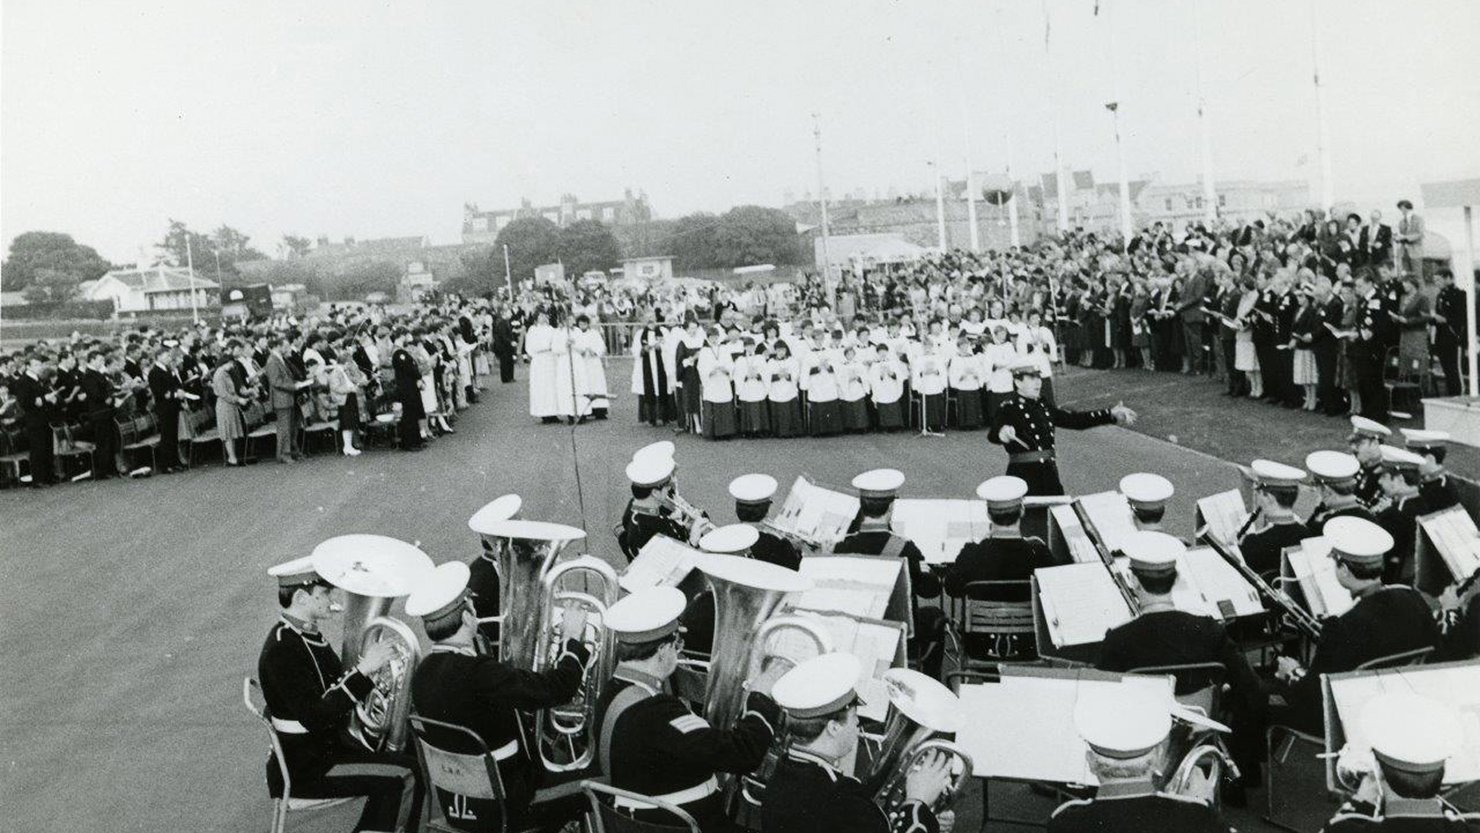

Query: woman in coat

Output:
[211, 339, 249, 466]
[1392, 273, 1431, 375]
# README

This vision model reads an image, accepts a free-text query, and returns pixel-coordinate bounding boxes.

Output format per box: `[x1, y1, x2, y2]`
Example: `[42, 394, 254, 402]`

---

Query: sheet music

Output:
[793, 557, 901, 620]
[956, 673, 1173, 784]
[779, 609, 904, 723]
[1196, 490, 1250, 547]
[770, 475, 860, 545]
[1421, 509, 1480, 583]
[619, 536, 709, 593]
[1182, 546, 1264, 619]
[1286, 538, 1355, 618]
[1109, 558, 1217, 618]
[891, 498, 991, 565]
[1329, 663, 1480, 785]
[1035, 562, 1133, 647]
[1050, 504, 1103, 564]
[1075, 491, 1139, 555]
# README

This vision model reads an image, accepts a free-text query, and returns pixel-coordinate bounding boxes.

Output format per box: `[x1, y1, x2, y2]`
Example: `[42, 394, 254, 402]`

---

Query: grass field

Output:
[7, 359, 1455, 832]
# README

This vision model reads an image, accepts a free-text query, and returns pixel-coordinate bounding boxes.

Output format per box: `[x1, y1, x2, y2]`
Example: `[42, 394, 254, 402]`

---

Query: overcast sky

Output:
[3, 0, 1477, 263]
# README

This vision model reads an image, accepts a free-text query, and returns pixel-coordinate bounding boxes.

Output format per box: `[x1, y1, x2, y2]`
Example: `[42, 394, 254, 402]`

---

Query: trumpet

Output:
[867, 669, 973, 816]
[661, 491, 717, 545]
[761, 520, 830, 552]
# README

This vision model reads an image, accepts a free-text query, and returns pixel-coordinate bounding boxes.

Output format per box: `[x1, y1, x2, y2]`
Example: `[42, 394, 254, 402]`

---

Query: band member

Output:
[466, 494, 522, 649]
[1348, 416, 1390, 508]
[945, 476, 1058, 661]
[596, 587, 783, 832]
[1238, 459, 1312, 576]
[1095, 531, 1265, 797]
[619, 454, 691, 561]
[407, 561, 590, 832]
[1119, 472, 1179, 537]
[1306, 451, 1376, 532]
[989, 356, 1136, 496]
[1401, 429, 1459, 512]
[1323, 692, 1479, 831]
[728, 474, 801, 570]
[1373, 445, 1429, 585]
[257, 557, 422, 833]
[763, 653, 950, 833]
[834, 469, 946, 678]
[1049, 687, 1233, 833]
[1272, 517, 1441, 733]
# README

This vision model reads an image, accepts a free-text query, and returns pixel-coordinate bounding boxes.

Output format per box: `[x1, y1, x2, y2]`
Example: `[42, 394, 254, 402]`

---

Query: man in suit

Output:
[407, 561, 590, 832]
[147, 343, 186, 474]
[1178, 265, 1213, 374]
[1395, 200, 1425, 277]
[1431, 268, 1469, 396]
[264, 333, 306, 463]
[79, 350, 122, 479]
[1352, 271, 1394, 421]
[1272, 517, 1441, 734]
[491, 305, 519, 384]
[13, 354, 58, 486]
[1360, 210, 1393, 270]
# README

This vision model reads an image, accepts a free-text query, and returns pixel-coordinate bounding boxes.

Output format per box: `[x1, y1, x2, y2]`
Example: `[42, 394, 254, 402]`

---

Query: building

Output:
[397, 262, 438, 304]
[85, 266, 219, 314]
[462, 189, 653, 244]
[619, 255, 674, 282]
[1137, 180, 1311, 226]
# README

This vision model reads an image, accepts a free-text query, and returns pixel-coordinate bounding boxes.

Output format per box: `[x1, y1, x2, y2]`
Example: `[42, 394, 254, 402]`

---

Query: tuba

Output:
[310, 534, 434, 752]
[697, 555, 814, 733]
[1164, 743, 1240, 805]
[466, 494, 524, 655]
[867, 669, 974, 816]
[736, 615, 834, 814]
[535, 554, 619, 772]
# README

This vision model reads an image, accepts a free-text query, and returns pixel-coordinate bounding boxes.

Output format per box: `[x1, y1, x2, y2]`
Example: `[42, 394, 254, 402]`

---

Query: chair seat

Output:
[126, 435, 160, 449]
[0, 452, 29, 464]
[59, 442, 96, 455]
[248, 427, 277, 438]
[193, 428, 220, 443]
[284, 796, 355, 811]
[304, 421, 338, 432]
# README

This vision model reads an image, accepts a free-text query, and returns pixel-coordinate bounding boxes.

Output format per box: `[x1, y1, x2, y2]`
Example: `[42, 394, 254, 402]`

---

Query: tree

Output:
[22, 268, 83, 303]
[281, 234, 313, 259]
[493, 217, 562, 282]
[445, 246, 500, 297]
[708, 206, 804, 269]
[157, 220, 266, 280]
[664, 212, 721, 270]
[333, 261, 401, 300]
[1, 231, 112, 291]
[558, 219, 622, 276]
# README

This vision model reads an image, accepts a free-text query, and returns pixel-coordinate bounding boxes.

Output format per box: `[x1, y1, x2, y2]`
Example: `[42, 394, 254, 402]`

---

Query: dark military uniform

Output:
[762, 749, 939, 833]
[1240, 518, 1313, 577]
[257, 616, 421, 831]
[1280, 585, 1441, 732]
[1049, 782, 1232, 833]
[596, 666, 777, 832]
[1308, 499, 1377, 533]
[1356, 462, 1384, 508]
[834, 520, 946, 676]
[1420, 475, 1459, 513]
[467, 552, 500, 649]
[1354, 289, 1396, 421]
[410, 640, 589, 831]
[749, 527, 802, 571]
[987, 393, 1115, 496]
[1432, 283, 1469, 396]
[623, 507, 689, 561]
[1324, 796, 1480, 832]
[1376, 493, 1429, 585]
[945, 534, 1058, 660]
[13, 371, 57, 485]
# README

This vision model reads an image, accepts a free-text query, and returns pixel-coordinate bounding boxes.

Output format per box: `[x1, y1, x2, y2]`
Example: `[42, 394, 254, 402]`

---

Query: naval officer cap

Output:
[1123, 530, 1186, 578]
[467, 494, 523, 535]
[729, 473, 778, 505]
[1119, 473, 1174, 509]
[1361, 692, 1462, 776]
[977, 476, 1028, 510]
[772, 653, 865, 719]
[626, 454, 676, 488]
[405, 561, 471, 625]
[1008, 355, 1043, 377]
[1073, 686, 1173, 759]
[1325, 516, 1393, 569]
[1306, 451, 1360, 485]
[1399, 429, 1450, 451]
[852, 468, 905, 499]
[700, 523, 760, 554]
[268, 555, 321, 589]
[1378, 445, 1425, 472]
[1349, 416, 1392, 441]
[605, 586, 686, 644]
[1251, 459, 1307, 489]
[632, 440, 675, 463]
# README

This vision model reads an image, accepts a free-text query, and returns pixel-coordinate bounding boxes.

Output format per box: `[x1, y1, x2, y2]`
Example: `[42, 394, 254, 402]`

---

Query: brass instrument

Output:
[466, 494, 523, 655]
[310, 534, 435, 752]
[761, 519, 831, 552]
[868, 669, 973, 815]
[697, 555, 814, 733]
[1196, 524, 1322, 640]
[661, 491, 717, 545]
[1164, 743, 1241, 805]
[737, 616, 835, 810]
[536, 555, 619, 772]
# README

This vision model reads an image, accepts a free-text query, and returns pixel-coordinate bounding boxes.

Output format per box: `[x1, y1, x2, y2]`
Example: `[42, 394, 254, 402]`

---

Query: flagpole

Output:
[997, 0, 1021, 247]
[1103, 0, 1134, 248]
[956, 44, 980, 253]
[813, 112, 835, 307]
[1308, 0, 1334, 213]
[1192, 0, 1217, 224]
[1042, 0, 1069, 234]
[503, 243, 514, 300]
[185, 236, 200, 325]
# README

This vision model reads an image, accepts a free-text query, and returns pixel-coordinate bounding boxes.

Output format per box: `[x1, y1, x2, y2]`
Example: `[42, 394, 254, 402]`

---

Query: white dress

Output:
[525, 323, 560, 418]
[574, 328, 609, 411]
[551, 328, 587, 417]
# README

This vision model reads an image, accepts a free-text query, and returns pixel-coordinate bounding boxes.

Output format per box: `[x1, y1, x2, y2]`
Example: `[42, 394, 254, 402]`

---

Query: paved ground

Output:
[5, 360, 1420, 832]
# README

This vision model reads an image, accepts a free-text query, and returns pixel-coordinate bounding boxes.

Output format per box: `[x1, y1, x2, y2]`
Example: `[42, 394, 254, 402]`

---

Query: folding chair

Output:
[1264, 646, 1433, 831]
[1382, 346, 1423, 420]
[300, 417, 339, 456]
[121, 414, 160, 476]
[0, 427, 30, 487]
[242, 678, 355, 833]
[245, 407, 279, 461]
[187, 410, 221, 467]
[946, 580, 1038, 672]
[582, 780, 699, 833]
[52, 423, 95, 482]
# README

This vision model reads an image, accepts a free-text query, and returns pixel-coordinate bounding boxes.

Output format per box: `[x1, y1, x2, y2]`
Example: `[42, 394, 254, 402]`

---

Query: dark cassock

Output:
[391, 345, 425, 449]
[632, 326, 674, 426]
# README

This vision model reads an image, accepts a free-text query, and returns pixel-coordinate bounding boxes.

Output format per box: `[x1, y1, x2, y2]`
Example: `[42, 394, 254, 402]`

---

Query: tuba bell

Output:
[867, 669, 974, 815]
[310, 534, 434, 752]
[696, 555, 814, 733]
[1164, 743, 1240, 805]
[535, 554, 619, 772]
